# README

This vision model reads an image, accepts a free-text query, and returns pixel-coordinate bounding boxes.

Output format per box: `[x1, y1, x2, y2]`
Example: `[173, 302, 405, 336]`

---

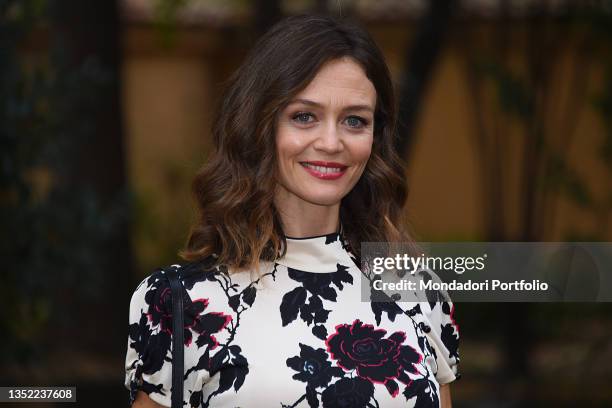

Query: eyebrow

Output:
[288, 98, 374, 113]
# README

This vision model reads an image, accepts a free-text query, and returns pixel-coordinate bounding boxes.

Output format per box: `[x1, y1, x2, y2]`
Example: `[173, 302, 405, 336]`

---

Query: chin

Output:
[300, 192, 345, 206]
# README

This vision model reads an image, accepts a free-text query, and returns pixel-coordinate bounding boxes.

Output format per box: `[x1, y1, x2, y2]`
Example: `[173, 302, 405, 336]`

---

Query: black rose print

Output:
[139, 276, 233, 353]
[321, 377, 374, 408]
[128, 268, 237, 407]
[286, 343, 344, 388]
[326, 320, 424, 399]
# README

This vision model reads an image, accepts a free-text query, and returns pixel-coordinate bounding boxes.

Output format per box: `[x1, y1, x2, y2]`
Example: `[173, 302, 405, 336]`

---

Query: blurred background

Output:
[1, 0, 612, 406]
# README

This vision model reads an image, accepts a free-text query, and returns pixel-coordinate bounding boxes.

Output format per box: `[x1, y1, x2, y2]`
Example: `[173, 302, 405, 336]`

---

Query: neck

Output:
[274, 189, 340, 238]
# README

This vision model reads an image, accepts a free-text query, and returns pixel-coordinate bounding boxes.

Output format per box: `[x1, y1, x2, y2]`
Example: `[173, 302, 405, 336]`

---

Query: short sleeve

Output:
[124, 267, 207, 407]
[422, 301, 460, 384]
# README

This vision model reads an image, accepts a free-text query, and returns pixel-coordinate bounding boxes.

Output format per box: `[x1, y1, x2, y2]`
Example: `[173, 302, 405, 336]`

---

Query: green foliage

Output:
[153, 0, 191, 47]
[474, 22, 612, 232]
[544, 151, 593, 208]
[475, 60, 534, 120]
[0, 0, 128, 363]
[131, 184, 189, 275]
[593, 65, 612, 170]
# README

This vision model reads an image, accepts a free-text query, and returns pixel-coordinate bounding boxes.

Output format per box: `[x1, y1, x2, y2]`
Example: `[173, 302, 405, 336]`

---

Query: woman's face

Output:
[275, 58, 376, 208]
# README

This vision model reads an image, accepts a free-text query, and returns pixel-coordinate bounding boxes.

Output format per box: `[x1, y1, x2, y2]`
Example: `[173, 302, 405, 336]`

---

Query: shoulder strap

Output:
[166, 267, 184, 408]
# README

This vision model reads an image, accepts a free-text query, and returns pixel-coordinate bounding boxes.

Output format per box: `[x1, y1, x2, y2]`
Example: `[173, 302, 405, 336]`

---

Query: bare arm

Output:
[131, 391, 167, 408]
[440, 383, 452, 408]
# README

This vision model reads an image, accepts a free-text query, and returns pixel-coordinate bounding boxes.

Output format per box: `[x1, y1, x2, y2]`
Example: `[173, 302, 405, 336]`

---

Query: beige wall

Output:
[121, 22, 611, 272]
[122, 28, 216, 272]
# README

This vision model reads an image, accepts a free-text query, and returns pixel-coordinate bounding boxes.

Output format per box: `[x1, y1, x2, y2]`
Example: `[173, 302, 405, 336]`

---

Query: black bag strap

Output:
[166, 267, 184, 408]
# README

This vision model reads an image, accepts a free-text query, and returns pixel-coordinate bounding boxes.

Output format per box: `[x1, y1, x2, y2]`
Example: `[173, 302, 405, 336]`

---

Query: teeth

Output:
[302, 163, 344, 174]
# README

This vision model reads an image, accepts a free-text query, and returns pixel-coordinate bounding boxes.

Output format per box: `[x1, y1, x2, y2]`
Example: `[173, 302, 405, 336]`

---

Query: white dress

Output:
[124, 231, 460, 407]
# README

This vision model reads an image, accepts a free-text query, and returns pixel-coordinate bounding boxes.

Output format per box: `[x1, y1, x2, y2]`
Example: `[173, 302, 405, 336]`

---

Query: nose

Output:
[312, 122, 344, 154]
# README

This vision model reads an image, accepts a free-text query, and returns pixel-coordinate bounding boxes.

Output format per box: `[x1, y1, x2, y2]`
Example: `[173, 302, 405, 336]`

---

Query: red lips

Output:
[303, 161, 348, 169]
[299, 161, 348, 180]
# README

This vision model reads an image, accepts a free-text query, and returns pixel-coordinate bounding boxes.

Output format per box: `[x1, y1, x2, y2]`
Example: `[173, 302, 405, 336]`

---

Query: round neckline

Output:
[282, 222, 344, 241]
[284, 231, 340, 240]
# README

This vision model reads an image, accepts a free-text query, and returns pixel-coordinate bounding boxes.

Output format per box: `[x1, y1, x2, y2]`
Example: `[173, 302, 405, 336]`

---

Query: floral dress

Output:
[124, 231, 460, 407]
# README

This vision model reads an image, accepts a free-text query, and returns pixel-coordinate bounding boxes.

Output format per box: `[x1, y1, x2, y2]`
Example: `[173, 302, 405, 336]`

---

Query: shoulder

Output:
[128, 256, 227, 318]
[125, 257, 233, 406]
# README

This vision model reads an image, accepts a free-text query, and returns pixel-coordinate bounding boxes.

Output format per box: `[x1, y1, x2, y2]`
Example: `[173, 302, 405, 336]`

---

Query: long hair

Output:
[179, 14, 413, 275]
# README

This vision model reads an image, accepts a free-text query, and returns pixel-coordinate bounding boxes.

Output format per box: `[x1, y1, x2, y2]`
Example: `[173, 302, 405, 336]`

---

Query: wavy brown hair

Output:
[179, 14, 413, 275]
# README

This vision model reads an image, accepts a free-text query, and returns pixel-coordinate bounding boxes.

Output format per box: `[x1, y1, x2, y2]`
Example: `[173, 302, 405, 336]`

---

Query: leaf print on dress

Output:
[368, 276, 405, 326]
[402, 377, 440, 408]
[200, 263, 277, 408]
[280, 265, 353, 340]
[440, 302, 460, 361]
[127, 313, 170, 399]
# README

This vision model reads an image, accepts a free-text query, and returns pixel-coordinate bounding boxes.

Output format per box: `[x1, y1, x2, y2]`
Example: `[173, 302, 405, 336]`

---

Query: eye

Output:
[292, 112, 315, 124]
[344, 115, 368, 129]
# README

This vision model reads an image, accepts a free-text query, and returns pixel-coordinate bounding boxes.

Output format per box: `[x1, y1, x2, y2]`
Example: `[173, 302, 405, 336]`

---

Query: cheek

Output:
[349, 137, 374, 165]
[275, 126, 310, 185]
[276, 126, 307, 161]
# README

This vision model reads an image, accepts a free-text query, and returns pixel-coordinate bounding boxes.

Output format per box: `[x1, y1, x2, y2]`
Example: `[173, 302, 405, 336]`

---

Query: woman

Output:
[125, 14, 459, 408]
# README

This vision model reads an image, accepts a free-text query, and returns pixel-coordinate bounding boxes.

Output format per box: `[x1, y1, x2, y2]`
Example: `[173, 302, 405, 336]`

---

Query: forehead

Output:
[294, 58, 376, 107]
